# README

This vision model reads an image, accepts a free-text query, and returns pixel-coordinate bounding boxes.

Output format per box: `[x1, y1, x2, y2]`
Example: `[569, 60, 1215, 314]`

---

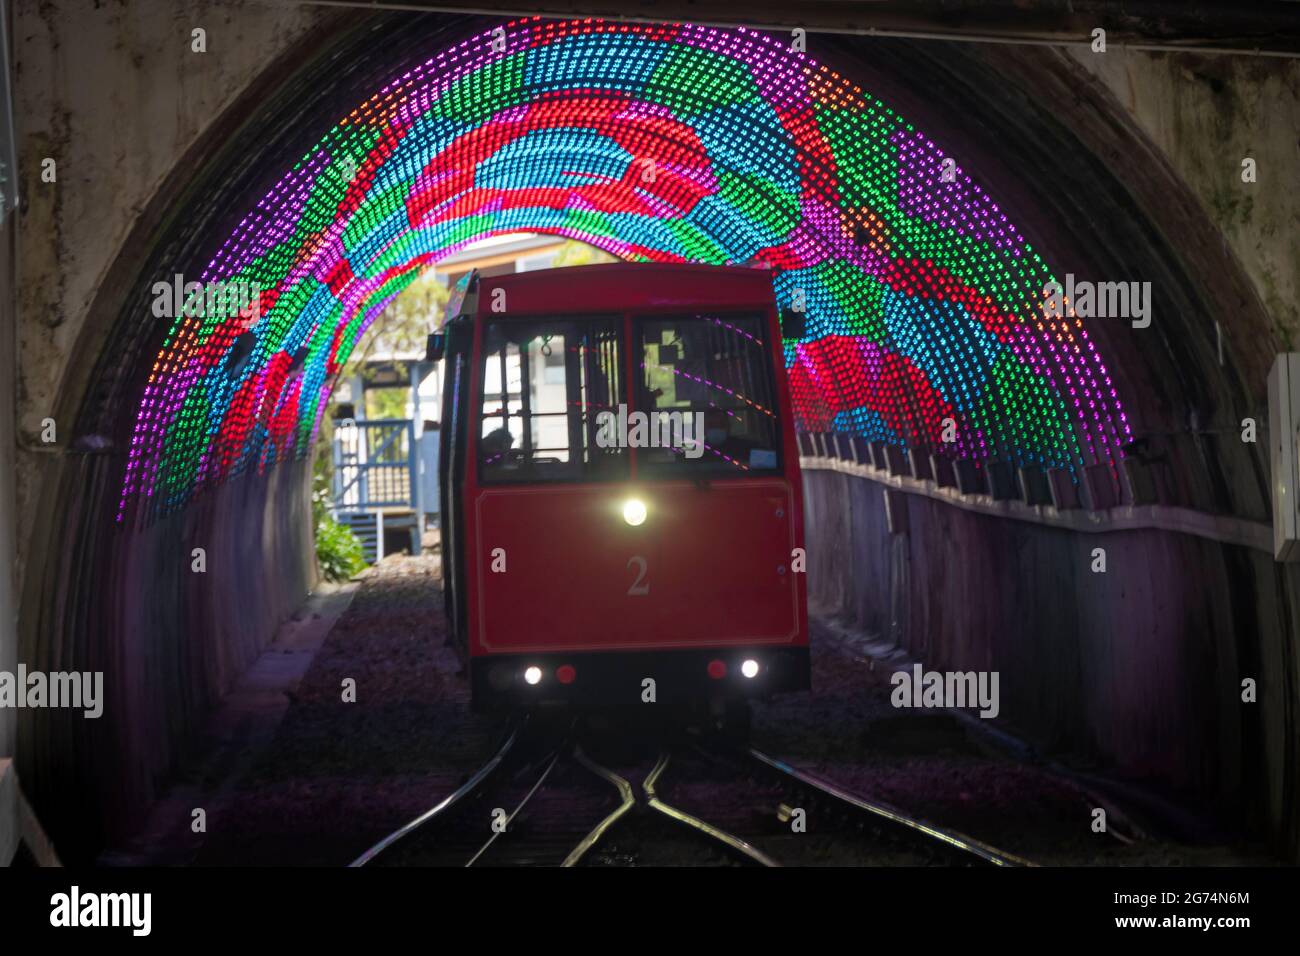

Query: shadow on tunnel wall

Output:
[17, 456, 314, 858]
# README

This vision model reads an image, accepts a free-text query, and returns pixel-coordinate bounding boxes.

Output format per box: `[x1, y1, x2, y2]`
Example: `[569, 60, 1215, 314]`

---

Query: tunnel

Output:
[5, 5, 1298, 871]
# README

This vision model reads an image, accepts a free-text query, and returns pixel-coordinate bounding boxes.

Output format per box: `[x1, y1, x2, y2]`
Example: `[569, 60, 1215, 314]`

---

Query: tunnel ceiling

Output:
[119, 16, 1132, 523]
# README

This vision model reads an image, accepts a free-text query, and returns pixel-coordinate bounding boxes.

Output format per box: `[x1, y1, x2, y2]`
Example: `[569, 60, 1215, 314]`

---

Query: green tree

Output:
[341, 266, 450, 384]
[366, 386, 409, 420]
[550, 238, 616, 269]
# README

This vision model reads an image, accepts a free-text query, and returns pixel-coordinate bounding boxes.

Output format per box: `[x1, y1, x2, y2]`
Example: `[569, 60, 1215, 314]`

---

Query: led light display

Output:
[120, 17, 1129, 521]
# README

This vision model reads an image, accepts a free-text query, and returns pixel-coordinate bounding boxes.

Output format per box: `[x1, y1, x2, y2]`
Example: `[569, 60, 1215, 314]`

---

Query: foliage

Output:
[550, 238, 616, 269]
[311, 446, 367, 581]
[340, 267, 450, 383]
[314, 513, 368, 582]
[366, 386, 410, 421]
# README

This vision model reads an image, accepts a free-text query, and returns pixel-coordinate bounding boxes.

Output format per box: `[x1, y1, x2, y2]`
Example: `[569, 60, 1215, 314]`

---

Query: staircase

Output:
[337, 511, 383, 563]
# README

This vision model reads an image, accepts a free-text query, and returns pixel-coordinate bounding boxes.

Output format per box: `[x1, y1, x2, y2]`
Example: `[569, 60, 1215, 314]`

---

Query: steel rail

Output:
[465, 746, 564, 866]
[643, 751, 780, 867]
[348, 722, 521, 867]
[562, 746, 637, 867]
[747, 747, 1033, 867]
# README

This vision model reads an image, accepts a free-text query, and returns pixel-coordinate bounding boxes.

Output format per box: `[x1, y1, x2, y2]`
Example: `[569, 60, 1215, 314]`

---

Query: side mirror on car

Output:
[779, 308, 806, 340]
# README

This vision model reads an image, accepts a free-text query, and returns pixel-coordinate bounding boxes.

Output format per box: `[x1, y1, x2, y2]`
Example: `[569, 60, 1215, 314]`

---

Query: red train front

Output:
[434, 261, 810, 711]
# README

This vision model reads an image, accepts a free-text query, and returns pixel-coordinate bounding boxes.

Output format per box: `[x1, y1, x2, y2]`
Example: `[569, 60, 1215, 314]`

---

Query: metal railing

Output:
[332, 419, 420, 512]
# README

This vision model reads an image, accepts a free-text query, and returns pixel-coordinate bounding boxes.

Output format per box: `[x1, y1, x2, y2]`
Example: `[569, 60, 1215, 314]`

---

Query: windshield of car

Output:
[478, 316, 626, 483]
[636, 312, 781, 476]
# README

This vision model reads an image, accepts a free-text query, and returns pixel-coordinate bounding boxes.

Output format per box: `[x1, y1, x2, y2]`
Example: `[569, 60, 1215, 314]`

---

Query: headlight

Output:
[523, 666, 543, 685]
[622, 498, 647, 526]
[741, 659, 760, 679]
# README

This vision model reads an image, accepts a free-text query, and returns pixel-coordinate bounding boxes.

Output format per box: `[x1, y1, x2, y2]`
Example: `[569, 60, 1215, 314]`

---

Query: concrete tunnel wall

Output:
[7, 3, 1299, 859]
[11, 0, 349, 857]
[13, 8, 509, 858]
[18, 454, 315, 855]
[801, 465, 1296, 851]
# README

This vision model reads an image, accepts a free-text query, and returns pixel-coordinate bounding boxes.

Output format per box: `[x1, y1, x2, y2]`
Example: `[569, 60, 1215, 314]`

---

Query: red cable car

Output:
[432, 262, 809, 711]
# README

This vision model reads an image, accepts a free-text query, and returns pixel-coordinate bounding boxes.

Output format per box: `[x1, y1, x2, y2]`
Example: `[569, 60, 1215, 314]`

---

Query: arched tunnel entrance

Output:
[10, 9, 1298, 868]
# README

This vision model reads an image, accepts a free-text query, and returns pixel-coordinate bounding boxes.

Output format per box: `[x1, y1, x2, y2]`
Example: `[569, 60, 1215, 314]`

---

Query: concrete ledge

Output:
[99, 583, 358, 866]
[800, 455, 1272, 552]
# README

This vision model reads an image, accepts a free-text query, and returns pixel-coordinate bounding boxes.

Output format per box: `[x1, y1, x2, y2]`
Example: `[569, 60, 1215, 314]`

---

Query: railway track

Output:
[348, 719, 525, 867]
[739, 746, 1033, 867]
[641, 752, 779, 866]
[348, 717, 1030, 867]
[562, 747, 635, 866]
